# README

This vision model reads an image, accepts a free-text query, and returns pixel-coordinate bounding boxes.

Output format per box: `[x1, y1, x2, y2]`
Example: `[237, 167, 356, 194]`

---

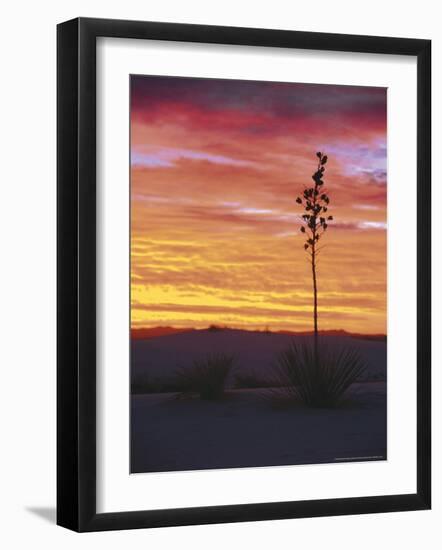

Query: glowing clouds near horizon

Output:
[130, 76, 387, 334]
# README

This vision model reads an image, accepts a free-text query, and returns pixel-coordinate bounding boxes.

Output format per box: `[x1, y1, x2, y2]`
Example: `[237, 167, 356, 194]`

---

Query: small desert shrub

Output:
[131, 374, 189, 394]
[274, 342, 366, 408]
[235, 371, 280, 389]
[208, 324, 223, 332]
[131, 374, 158, 394]
[176, 353, 234, 400]
[235, 372, 266, 389]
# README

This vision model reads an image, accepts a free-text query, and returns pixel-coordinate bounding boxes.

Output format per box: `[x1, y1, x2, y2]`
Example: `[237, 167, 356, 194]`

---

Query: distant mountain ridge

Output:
[131, 326, 192, 339]
[131, 326, 386, 342]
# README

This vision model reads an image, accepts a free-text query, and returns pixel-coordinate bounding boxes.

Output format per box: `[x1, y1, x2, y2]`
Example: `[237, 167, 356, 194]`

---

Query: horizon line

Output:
[131, 325, 387, 337]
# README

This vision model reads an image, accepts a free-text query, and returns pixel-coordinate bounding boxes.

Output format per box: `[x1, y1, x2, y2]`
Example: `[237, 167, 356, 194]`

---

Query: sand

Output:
[131, 383, 386, 473]
[130, 330, 387, 473]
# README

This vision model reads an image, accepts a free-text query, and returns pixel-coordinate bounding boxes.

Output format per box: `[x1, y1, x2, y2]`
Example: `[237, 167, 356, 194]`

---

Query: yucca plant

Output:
[295, 152, 333, 355]
[176, 353, 235, 400]
[275, 341, 366, 408]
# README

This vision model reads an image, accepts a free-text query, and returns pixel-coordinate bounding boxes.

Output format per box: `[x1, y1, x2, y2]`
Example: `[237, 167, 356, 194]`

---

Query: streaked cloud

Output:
[358, 221, 387, 230]
[132, 146, 259, 169]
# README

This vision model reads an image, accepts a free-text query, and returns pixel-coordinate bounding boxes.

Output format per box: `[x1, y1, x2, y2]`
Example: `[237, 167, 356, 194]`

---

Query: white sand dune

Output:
[130, 329, 387, 473]
[131, 382, 386, 473]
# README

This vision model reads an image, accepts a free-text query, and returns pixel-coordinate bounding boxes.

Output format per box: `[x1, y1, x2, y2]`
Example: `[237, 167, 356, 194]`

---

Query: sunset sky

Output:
[130, 76, 387, 334]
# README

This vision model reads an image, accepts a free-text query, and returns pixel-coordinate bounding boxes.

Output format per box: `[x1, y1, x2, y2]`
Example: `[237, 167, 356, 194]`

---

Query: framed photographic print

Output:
[57, 17, 431, 532]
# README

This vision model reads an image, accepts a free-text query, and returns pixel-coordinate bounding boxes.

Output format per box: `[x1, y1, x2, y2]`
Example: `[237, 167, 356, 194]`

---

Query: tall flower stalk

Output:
[296, 152, 333, 354]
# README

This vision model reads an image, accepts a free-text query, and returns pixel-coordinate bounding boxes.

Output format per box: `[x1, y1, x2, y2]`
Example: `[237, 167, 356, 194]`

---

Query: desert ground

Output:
[130, 329, 386, 473]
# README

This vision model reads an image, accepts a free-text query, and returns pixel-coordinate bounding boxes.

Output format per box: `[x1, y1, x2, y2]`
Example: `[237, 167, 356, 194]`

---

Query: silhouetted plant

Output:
[176, 353, 235, 400]
[131, 373, 192, 394]
[234, 370, 280, 390]
[131, 373, 159, 394]
[295, 152, 333, 352]
[274, 341, 366, 408]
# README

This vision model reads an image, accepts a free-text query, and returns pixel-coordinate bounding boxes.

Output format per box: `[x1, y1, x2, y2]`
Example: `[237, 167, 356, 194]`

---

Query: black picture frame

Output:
[57, 17, 431, 532]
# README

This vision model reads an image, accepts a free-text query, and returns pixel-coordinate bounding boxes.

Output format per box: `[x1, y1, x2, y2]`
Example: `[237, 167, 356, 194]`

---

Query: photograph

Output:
[53, 10, 432, 535]
[129, 75, 388, 474]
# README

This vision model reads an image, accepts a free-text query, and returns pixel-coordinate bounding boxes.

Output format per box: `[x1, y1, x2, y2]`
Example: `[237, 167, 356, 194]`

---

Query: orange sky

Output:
[130, 77, 387, 334]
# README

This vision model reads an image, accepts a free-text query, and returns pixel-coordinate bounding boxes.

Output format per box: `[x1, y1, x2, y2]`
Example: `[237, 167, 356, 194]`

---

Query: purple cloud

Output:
[131, 147, 257, 169]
